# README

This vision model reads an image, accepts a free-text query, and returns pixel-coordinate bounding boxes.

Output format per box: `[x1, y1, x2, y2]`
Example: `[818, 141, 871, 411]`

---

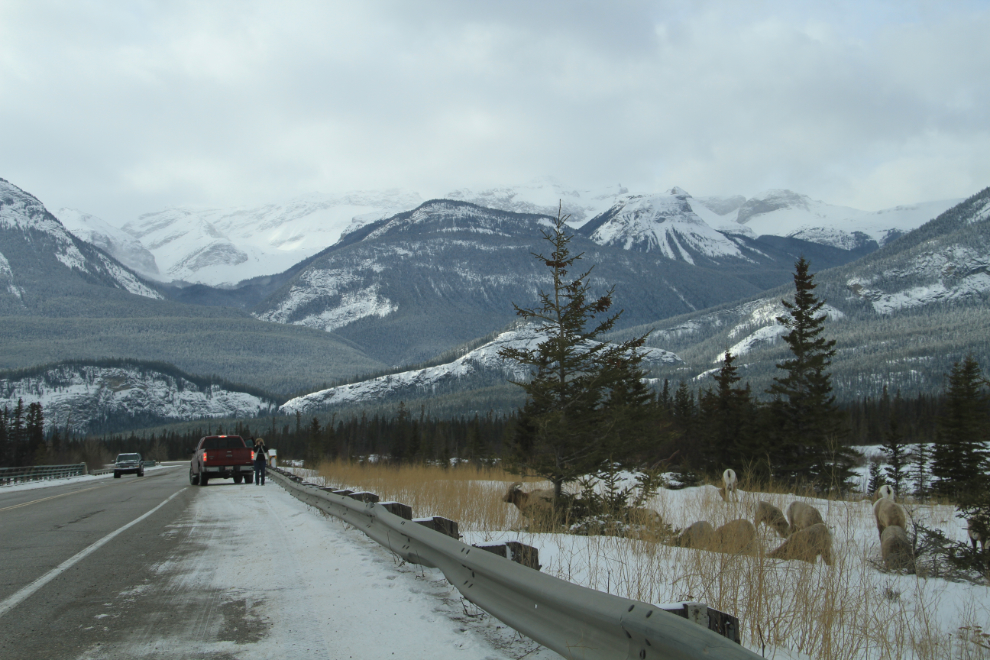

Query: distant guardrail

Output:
[268, 467, 756, 660]
[0, 463, 88, 486]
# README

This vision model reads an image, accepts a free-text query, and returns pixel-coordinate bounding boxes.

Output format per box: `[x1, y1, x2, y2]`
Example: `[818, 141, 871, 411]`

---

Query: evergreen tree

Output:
[767, 257, 855, 488]
[931, 356, 989, 499]
[306, 417, 322, 467]
[911, 442, 932, 498]
[10, 399, 26, 467]
[881, 394, 909, 496]
[0, 407, 8, 467]
[699, 351, 754, 474]
[26, 402, 44, 465]
[498, 207, 651, 498]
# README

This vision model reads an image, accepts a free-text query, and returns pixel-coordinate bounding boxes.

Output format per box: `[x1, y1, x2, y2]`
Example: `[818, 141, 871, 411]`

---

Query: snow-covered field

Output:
[287, 466, 990, 660]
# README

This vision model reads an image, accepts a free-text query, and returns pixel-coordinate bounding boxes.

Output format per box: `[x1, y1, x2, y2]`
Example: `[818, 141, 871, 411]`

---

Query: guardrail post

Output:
[80, 462, 88, 476]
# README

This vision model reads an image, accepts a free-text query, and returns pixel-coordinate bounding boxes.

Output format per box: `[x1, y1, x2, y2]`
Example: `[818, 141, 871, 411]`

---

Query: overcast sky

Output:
[1, 0, 988, 225]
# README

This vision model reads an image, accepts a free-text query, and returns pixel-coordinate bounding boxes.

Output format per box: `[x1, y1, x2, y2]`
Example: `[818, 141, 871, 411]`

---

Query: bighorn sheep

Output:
[768, 523, 833, 565]
[710, 519, 759, 555]
[502, 482, 554, 519]
[880, 525, 914, 570]
[718, 468, 739, 503]
[787, 501, 825, 536]
[873, 498, 907, 542]
[754, 501, 790, 538]
[876, 484, 894, 501]
[675, 521, 715, 550]
[967, 522, 986, 552]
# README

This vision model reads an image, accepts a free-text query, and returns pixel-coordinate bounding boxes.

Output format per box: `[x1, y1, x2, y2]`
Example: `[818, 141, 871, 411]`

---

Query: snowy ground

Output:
[83, 476, 559, 660]
[287, 467, 990, 660]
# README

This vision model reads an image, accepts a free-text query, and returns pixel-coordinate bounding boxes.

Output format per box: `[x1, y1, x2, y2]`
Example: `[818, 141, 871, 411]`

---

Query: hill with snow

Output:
[279, 325, 681, 415]
[690, 189, 960, 251]
[614, 187, 990, 398]
[0, 361, 276, 433]
[119, 191, 422, 286]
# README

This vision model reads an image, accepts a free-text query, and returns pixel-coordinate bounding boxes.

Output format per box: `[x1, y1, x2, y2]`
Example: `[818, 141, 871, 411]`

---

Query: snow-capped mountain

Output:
[444, 177, 629, 226]
[251, 199, 769, 365]
[120, 190, 422, 285]
[56, 208, 160, 278]
[0, 178, 164, 307]
[690, 189, 960, 251]
[625, 187, 990, 398]
[280, 325, 681, 415]
[578, 188, 751, 264]
[0, 362, 276, 433]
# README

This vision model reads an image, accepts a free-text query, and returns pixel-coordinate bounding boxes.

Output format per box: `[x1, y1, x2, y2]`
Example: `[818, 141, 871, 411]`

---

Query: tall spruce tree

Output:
[499, 206, 651, 498]
[767, 257, 855, 488]
[931, 356, 989, 499]
[699, 351, 754, 474]
[882, 392, 909, 496]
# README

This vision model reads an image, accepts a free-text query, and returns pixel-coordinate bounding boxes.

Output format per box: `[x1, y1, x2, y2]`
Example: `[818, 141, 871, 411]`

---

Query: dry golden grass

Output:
[308, 461, 990, 660]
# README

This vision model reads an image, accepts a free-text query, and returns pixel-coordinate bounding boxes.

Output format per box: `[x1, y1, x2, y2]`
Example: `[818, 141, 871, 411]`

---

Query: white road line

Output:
[0, 487, 186, 619]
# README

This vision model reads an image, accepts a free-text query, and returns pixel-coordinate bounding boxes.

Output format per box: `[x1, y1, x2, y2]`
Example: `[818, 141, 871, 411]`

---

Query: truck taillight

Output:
[251, 451, 255, 461]
[202, 452, 207, 463]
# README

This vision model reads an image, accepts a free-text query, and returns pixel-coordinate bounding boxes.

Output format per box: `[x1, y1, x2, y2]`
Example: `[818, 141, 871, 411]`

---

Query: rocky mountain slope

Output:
[614, 187, 990, 398]
[249, 199, 777, 365]
[0, 178, 165, 311]
[0, 178, 387, 394]
[690, 189, 959, 252]
[278, 324, 680, 416]
[55, 208, 161, 278]
[0, 361, 276, 434]
[116, 191, 422, 285]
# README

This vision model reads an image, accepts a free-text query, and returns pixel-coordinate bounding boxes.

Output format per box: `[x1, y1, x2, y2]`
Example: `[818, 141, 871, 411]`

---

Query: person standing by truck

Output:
[254, 437, 269, 486]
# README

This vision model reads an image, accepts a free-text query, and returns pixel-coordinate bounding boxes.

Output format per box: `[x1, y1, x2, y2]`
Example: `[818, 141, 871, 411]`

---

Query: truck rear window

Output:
[202, 437, 247, 450]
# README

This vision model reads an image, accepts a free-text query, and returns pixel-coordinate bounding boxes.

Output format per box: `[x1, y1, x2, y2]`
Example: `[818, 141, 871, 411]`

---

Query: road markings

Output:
[0, 484, 113, 513]
[0, 487, 186, 619]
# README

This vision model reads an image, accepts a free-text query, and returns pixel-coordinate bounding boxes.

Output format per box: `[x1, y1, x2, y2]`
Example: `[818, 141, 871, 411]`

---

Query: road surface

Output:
[0, 467, 549, 660]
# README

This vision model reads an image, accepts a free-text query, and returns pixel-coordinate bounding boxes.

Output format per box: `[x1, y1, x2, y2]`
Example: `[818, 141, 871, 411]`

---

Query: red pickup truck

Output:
[189, 435, 255, 486]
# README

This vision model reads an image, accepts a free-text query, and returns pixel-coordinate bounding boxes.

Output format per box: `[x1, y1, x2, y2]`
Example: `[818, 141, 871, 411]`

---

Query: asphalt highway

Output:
[0, 467, 203, 659]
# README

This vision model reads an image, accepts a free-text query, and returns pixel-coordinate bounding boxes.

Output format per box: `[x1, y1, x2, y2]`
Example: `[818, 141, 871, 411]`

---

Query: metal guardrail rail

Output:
[0, 463, 88, 486]
[269, 468, 759, 660]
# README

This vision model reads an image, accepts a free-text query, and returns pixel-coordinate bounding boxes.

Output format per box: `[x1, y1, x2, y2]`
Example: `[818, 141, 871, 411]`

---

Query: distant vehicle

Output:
[114, 453, 144, 478]
[189, 435, 255, 486]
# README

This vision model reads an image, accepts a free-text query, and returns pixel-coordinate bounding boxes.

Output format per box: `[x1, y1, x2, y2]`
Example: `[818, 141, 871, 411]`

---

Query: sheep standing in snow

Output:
[710, 519, 759, 555]
[502, 482, 555, 521]
[881, 525, 914, 570]
[787, 501, 825, 536]
[967, 522, 987, 552]
[754, 500, 790, 538]
[873, 498, 907, 542]
[876, 484, 895, 501]
[768, 523, 834, 565]
[674, 521, 715, 550]
[718, 468, 739, 503]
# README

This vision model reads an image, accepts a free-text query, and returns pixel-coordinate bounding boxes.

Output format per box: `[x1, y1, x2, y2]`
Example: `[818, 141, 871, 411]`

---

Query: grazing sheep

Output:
[754, 500, 789, 538]
[710, 519, 759, 555]
[787, 501, 825, 536]
[718, 468, 739, 503]
[876, 484, 895, 501]
[768, 523, 833, 565]
[626, 507, 665, 528]
[675, 521, 715, 550]
[502, 482, 555, 519]
[881, 525, 913, 570]
[967, 523, 987, 552]
[873, 498, 907, 541]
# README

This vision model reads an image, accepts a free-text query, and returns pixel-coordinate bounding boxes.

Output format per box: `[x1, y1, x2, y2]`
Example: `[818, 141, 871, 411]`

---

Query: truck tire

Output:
[189, 470, 199, 486]
[114, 471, 121, 478]
[200, 475, 209, 486]
[137, 470, 144, 477]
[245, 473, 254, 484]
[233, 475, 243, 484]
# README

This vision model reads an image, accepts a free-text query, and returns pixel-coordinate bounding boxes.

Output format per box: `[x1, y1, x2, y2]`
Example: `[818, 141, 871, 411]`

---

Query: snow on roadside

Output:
[84, 475, 559, 660]
[0, 465, 177, 493]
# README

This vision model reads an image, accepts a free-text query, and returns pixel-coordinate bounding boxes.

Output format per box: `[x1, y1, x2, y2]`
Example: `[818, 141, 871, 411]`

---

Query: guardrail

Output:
[268, 467, 758, 660]
[0, 463, 88, 486]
